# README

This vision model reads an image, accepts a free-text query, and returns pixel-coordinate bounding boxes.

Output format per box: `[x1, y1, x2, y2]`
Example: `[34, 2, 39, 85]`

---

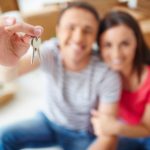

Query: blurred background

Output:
[0, 0, 149, 149]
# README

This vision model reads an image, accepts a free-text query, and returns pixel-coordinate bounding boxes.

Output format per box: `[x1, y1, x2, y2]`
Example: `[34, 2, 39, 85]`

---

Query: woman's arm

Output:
[115, 104, 150, 137]
[89, 103, 118, 150]
[92, 104, 150, 138]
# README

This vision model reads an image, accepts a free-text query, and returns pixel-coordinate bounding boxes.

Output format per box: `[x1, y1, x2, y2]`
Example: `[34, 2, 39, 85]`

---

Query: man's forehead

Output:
[60, 7, 97, 21]
[62, 20, 96, 29]
[59, 8, 98, 26]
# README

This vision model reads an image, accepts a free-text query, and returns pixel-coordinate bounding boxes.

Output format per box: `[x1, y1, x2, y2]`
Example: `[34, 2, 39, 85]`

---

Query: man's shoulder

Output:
[40, 38, 61, 68]
[91, 56, 109, 71]
[43, 37, 58, 45]
[41, 37, 59, 53]
[91, 56, 120, 81]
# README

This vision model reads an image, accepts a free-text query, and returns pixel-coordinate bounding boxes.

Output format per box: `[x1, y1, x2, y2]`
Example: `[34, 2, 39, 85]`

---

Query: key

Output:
[31, 37, 41, 64]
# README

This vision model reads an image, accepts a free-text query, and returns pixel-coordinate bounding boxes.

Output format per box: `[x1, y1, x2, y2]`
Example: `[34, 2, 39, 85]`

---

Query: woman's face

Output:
[99, 24, 137, 73]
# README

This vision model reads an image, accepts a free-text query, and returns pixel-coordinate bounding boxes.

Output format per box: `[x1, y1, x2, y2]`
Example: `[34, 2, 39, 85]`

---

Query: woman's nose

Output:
[112, 46, 121, 58]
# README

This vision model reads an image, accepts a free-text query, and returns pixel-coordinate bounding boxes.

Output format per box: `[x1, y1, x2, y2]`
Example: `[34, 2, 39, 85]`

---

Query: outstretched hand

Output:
[0, 17, 43, 66]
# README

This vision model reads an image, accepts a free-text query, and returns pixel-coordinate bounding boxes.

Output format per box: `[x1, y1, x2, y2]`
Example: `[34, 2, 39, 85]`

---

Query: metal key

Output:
[31, 37, 41, 64]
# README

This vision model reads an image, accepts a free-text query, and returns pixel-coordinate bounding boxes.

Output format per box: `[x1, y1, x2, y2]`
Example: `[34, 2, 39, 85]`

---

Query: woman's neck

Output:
[121, 65, 147, 91]
[121, 70, 138, 91]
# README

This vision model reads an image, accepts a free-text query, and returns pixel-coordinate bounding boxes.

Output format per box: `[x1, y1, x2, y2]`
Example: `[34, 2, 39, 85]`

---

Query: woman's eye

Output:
[122, 41, 130, 46]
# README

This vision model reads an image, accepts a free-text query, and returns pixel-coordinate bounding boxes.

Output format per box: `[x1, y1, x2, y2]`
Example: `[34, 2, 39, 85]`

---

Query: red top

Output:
[119, 66, 150, 125]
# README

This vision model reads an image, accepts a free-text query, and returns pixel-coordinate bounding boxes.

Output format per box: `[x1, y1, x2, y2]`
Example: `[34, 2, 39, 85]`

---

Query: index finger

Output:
[5, 22, 43, 37]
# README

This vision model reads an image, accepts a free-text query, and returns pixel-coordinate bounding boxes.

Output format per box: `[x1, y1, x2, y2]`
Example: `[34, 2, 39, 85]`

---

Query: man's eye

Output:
[83, 29, 93, 34]
[103, 43, 111, 48]
[66, 26, 74, 31]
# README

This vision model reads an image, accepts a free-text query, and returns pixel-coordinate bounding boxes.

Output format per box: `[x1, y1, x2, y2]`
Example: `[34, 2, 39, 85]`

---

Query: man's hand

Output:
[0, 17, 43, 66]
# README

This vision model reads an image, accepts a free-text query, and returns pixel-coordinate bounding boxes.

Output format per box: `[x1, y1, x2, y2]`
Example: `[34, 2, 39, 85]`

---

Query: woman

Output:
[91, 11, 150, 150]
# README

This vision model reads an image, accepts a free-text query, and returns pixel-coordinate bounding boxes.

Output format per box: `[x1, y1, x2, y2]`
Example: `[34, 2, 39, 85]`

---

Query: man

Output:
[0, 2, 121, 150]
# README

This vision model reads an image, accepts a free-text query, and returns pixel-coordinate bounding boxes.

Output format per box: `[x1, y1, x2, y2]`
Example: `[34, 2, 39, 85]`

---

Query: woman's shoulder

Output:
[140, 65, 150, 89]
[147, 65, 150, 71]
[146, 65, 150, 80]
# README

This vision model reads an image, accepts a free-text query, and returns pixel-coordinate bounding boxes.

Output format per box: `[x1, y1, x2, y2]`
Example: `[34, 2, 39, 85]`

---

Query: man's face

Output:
[56, 8, 98, 70]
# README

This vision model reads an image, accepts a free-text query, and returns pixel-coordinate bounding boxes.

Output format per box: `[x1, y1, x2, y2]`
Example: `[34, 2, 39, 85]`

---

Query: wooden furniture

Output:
[138, 0, 150, 16]
[0, 0, 19, 12]
[112, 4, 150, 47]
[0, 83, 16, 106]
[140, 20, 150, 47]
[22, 5, 60, 41]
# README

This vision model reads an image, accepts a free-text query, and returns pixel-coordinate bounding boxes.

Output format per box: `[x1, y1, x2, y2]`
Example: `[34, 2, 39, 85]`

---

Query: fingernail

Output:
[3, 18, 14, 26]
[34, 27, 42, 36]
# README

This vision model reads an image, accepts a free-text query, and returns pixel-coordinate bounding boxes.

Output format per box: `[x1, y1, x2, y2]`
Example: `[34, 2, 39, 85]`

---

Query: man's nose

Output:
[72, 29, 84, 43]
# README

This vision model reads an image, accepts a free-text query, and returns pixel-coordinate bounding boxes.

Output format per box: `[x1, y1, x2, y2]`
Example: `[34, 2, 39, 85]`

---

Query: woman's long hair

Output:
[97, 11, 150, 79]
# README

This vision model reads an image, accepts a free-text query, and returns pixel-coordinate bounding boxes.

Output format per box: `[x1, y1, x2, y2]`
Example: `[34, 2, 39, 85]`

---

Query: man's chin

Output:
[72, 58, 82, 64]
[111, 66, 123, 72]
[67, 54, 90, 64]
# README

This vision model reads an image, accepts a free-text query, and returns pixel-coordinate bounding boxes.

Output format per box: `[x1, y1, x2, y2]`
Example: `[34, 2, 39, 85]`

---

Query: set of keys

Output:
[31, 37, 41, 64]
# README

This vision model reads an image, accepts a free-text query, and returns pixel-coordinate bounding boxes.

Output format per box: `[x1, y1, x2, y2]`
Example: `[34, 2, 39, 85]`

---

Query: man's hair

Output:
[57, 2, 100, 24]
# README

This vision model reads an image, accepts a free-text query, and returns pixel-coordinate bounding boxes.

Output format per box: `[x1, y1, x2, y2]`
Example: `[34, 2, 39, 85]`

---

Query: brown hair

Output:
[97, 11, 150, 79]
[57, 2, 100, 24]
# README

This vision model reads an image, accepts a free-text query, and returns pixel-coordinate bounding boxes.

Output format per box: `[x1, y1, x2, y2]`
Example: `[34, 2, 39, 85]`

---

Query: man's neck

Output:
[63, 57, 91, 72]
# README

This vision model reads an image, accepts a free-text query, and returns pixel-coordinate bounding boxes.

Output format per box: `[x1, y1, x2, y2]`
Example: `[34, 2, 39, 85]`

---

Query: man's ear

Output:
[56, 25, 59, 37]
